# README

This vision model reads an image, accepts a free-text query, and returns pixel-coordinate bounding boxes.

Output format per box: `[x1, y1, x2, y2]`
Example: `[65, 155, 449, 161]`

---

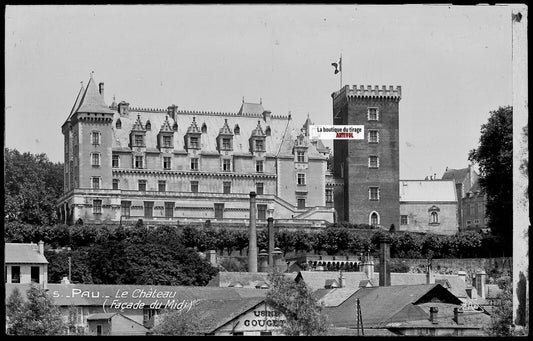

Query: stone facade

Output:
[58, 76, 334, 225]
[330, 85, 401, 228]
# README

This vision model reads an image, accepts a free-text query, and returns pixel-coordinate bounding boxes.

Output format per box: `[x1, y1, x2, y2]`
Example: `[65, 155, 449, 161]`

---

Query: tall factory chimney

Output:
[267, 217, 275, 270]
[379, 235, 392, 286]
[248, 192, 258, 272]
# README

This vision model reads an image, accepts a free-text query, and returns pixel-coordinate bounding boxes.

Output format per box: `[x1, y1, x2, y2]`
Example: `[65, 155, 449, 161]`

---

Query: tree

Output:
[6, 284, 66, 335]
[266, 271, 328, 336]
[468, 106, 513, 255]
[4, 148, 63, 225]
[486, 275, 526, 336]
[276, 229, 295, 256]
[150, 308, 203, 335]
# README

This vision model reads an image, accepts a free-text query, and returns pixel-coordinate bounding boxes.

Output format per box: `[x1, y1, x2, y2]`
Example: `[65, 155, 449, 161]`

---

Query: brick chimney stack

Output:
[38, 240, 44, 255]
[379, 235, 392, 286]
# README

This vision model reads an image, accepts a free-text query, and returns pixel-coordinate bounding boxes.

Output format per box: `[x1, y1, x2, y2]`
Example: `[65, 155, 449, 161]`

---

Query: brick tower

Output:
[332, 85, 401, 228]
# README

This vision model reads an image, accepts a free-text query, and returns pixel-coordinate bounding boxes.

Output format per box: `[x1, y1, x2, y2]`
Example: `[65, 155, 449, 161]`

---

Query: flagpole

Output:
[340, 53, 343, 89]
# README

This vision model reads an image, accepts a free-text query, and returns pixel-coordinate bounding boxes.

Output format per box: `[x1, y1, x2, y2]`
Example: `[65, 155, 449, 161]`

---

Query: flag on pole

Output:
[331, 57, 342, 74]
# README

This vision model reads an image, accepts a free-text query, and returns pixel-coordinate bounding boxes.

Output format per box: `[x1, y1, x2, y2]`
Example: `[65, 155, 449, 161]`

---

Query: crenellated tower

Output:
[332, 84, 401, 228]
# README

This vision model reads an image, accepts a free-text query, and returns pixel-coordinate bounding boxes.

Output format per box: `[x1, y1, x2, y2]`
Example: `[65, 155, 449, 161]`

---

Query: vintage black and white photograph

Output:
[4, 4, 528, 336]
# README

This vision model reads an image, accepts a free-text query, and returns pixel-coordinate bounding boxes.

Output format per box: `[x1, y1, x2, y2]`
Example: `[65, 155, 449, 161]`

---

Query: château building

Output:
[57, 76, 334, 225]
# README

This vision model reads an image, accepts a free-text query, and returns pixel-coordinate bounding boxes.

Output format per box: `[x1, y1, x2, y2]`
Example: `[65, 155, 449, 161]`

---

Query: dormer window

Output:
[190, 136, 199, 149]
[234, 125, 240, 135]
[116, 119, 122, 129]
[222, 138, 232, 150]
[134, 134, 144, 147]
[162, 136, 172, 148]
[201, 123, 207, 133]
[145, 120, 151, 130]
[173, 122, 178, 131]
[265, 126, 271, 136]
[130, 114, 146, 148]
[255, 140, 264, 151]
[249, 120, 266, 153]
[217, 119, 234, 152]
[296, 150, 305, 162]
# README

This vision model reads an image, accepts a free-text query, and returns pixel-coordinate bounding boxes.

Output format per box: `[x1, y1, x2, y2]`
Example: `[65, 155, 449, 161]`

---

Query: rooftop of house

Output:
[399, 180, 457, 202]
[322, 284, 464, 329]
[442, 167, 471, 183]
[207, 272, 297, 288]
[4, 243, 48, 264]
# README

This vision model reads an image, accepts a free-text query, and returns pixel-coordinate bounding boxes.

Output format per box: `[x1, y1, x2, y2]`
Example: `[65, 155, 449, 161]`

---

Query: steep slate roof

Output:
[111, 106, 325, 160]
[442, 168, 470, 183]
[315, 287, 360, 307]
[296, 271, 467, 298]
[207, 272, 297, 288]
[5, 243, 48, 264]
[64, 83, 85, 123]
[194, 297, 266, 334]
[323, 284, 462, 329]
[75, 77, 115, 114]
[5, 283, 267, 306]
[238, 101, 265, 115]
[399, 180, 457, 202]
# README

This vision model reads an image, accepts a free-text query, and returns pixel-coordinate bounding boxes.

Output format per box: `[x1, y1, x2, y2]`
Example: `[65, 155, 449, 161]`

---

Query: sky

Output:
[5, 5, 515, 179]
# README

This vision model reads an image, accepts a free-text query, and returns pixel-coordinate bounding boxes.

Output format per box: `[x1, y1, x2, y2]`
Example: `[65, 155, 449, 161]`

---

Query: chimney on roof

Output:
[61, 276, 71, 285]
[453, 307, 464, 325]
[118, 101, 130, 116]
[248, 192, 258, 273]
[379, 235, 392, 286]
[426, 261, 435, 284]
[99, 82, 104, 99]
[429, 307, 439, 324]
[339, 270, 345, 288]
[38, 240, 44, 255]
[361, 253, 374, 281]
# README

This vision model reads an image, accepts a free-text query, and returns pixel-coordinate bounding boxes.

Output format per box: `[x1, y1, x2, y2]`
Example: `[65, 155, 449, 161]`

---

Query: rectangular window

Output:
[138, 180, 147, 192]
[256, 182, 264, 195]
[297, 151, 305, 162]
[164, 202, 174, 218]
[135, 156, 144, 169]
[368, 107, 379, 121]
[31, 266, 40, 283]
[163, 156, 171, 170]
[11, 266, 20, 283]
[368, 155, 379, 168]
[222, 159, 231, 172]
[191, 181, 199, 193]
[158, 180, 166, 192]
[368, 130, 379, 143]
[93, 199, 102, 214]
[257, 204, 267, 220]
[222, 138, 232, 150]
[256, 160, 264, 173]
[297, 173, 306, 185]
[326, 189, 333, 203]
[134, 134, 144, 147]
[223, 181, 231, 194]
[191, 158, 199, 171]
[214, 203, 224, 219]
[91, 131, 101, 145]
[112, 155, 119, 168]
[190, 136, 199, 149]
[162, 135, 172, 148]
[121, 201, 131, 218]
[112, 179, 119, 190]
[255, 139, 264, 151]
[91, 177, 100, 189]
[401, 215, 409, 225]
[91, 153, 100, 167]
[297, 198, 306, 209]
[144, 201, 154, 218]
[369, 187, 380, 200]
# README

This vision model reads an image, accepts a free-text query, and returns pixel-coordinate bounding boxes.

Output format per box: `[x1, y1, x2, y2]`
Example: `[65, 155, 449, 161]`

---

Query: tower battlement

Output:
[332, 84, 402, 100]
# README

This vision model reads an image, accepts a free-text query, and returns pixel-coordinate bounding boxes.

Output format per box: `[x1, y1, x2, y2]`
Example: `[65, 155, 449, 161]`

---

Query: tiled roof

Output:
[75, 77, 115, 114]
[5, 283, 267, 306]
[237, 101, 265, 115]
[322, 284, 462, 329]
[5, 243, 48, 264]
[86, 312, 117, 320]
[399, 180, 457, 202]
[207, 272, 297, 288]
[442, 168, 470, 182]
[315, 287, 360, 307]
[111, 108, 325, 159]
[296, 271, 371, 291]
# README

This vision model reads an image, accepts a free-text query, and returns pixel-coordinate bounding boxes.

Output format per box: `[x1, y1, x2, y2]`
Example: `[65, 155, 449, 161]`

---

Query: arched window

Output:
[431, 211, 439, 224]
[234, 124, 240, 135]
[116, 119, 122, 129]
[369, 211, 380, 226]
[201, 123, 207, 133]
[145, 120, 151, 130]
